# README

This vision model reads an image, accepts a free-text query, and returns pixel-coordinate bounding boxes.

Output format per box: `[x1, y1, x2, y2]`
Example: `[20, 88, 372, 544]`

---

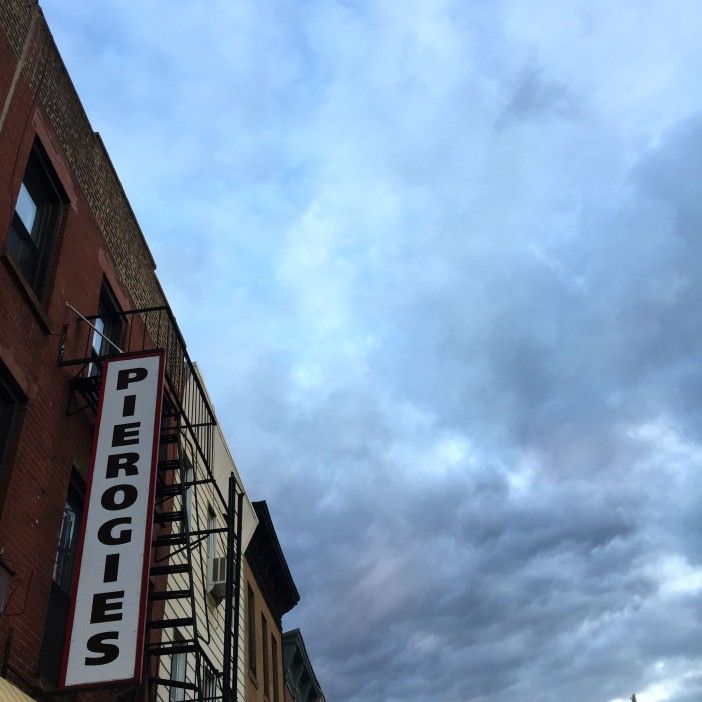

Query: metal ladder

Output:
[146, 425, 201, 699]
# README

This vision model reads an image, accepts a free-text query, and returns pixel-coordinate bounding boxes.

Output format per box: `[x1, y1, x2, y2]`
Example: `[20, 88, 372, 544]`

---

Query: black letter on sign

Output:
[122, 394, 136, 416]
[90, 590, 125, 624]
[116, 367, 148, 390]
[112, 422, 141, 447]
[97, 517, 133, 545]
[85, 632, 119, 666]
[106, 452, 139, 478]
[104, 554, 120, 583]
[101, 485, 138, 511]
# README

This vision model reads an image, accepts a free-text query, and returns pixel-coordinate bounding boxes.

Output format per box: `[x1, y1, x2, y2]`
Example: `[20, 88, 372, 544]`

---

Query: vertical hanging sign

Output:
[60, 350, 165, 689]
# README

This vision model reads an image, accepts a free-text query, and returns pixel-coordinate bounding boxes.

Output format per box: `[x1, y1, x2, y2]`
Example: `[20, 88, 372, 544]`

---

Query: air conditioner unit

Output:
[207, 557, 227, 601]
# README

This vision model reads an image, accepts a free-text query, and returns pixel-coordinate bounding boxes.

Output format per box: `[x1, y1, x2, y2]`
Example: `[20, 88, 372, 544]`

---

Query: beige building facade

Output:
[154, 371, 258, 702]
[243, 502, 299, 702]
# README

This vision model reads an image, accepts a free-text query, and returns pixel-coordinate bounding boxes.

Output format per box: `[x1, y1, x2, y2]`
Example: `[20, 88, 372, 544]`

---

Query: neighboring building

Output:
[244, 502, 299, 702]
[0, 3, 253, 702]
[209, 396, 260, 702]
[281, 630, 325, 702]
[154, 371, 258, 702]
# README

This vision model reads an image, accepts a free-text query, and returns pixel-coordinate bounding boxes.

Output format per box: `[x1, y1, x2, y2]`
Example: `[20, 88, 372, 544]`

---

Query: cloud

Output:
[38, 0, 702, 700]
[498, 59, 580, 125]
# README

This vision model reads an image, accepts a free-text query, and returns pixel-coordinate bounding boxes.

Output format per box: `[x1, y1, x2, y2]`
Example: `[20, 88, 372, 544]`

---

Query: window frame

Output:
[0, 373, 20, 477]
[91, 280, 126, 358]
[52, 475, 84, 593]
[169, 631, 187, 702]
[261, 614, 269, 698]
[183, 455, 194, 530]
[207, 503, 217, 573]
[271, 634, 279, 702]
[247, 584, 257, 677]
[200, 658, 217, 702]
[38, 470, 85, 684]
[5, 139, 66, 301]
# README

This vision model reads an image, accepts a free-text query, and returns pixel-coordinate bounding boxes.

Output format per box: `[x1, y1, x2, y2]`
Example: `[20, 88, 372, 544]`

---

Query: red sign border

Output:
[59, 349, 166, 690]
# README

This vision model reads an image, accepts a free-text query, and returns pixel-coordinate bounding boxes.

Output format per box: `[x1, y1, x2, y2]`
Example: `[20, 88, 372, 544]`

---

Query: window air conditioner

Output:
[207, 556, 227, 600]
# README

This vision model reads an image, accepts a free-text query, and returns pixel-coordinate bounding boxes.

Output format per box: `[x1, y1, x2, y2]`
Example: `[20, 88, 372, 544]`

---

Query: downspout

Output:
[231, 490, 244, 701]
[222, 474, 236, 702]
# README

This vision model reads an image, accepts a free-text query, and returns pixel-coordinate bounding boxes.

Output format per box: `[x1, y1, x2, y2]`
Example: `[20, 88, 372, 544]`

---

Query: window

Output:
[207, 504, 217, 567]
[0, 375, 19, 475]
[169, 631, 187, 702]
[247, 584, 257, 676]
[39, 472, 84, 684]
[201, 660, 217, 702]
[0, 561, 13, 616]
[5, 141, 65, 299]
[183, 455, 194, 530]
[91, 281, 125, 358]
[271, 634, 279, 702]
[52, 479, 83, 592]
[261, 615, 269, 698]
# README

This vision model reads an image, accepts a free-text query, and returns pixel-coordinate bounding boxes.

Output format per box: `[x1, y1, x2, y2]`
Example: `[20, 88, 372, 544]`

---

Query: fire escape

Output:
[59, 303, 244, 702]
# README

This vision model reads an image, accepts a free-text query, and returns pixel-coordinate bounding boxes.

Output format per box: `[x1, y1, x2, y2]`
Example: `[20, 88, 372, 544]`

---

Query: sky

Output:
[38, 1, 702, 700]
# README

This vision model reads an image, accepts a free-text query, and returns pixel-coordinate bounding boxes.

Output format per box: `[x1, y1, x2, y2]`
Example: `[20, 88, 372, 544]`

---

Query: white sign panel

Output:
[61, 351, 165, 688]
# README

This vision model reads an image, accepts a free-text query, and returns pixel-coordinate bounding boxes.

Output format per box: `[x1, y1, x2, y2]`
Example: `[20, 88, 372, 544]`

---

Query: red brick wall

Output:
[0, 0, 168, 697]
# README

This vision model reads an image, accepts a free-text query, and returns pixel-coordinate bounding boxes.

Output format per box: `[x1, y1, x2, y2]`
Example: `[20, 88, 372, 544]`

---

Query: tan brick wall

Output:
[244, 559, 286, 702]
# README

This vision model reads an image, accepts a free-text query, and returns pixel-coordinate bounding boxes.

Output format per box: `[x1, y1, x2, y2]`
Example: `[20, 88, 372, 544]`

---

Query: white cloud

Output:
[37, 1, 702, 700]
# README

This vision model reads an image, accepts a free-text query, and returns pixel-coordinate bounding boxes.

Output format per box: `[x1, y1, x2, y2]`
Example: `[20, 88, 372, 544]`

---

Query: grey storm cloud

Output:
[498, 59, 581, 126]
[39, 0, 702, 700]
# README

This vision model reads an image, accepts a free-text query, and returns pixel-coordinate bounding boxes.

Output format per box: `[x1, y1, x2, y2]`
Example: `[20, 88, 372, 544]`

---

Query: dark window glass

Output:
[39, 472, 84, 685]
[262, 614, 269, 697]
[5, 142, 64, 299]
[91, 282, 125, 358]
[271, 635, 279, 702]
[89, 282, 125, 377]
[52, 481, 82, 592]
[170, 631, 186, 702]
[247, 585, 257, 675]
[207, 504, 216, 561]
[0, 380, 16, 472]
[184, 455, 194, 530]
[201, 659, 217, 702]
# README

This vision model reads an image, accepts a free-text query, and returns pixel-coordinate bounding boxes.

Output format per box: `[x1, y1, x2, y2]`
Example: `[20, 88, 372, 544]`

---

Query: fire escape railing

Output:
[58, 303, 243, 702]
[59, 304, 216, 474]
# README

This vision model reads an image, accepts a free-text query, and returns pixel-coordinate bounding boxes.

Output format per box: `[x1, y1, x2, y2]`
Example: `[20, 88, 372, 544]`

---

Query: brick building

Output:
[0, 2, 252, 701]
